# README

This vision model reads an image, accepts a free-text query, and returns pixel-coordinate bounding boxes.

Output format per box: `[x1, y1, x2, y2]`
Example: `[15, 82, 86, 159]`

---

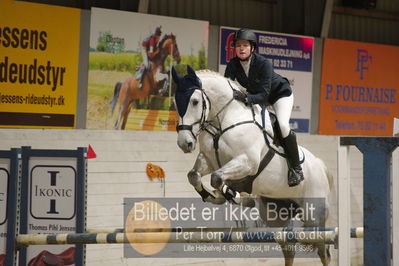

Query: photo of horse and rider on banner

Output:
[87, 8, 208, 130]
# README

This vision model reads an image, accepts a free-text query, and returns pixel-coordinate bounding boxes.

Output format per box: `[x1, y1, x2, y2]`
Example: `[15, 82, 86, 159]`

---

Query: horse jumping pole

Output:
[340, 137, 399, 266]
[16, 231, 339, 246]
[85, 226, 364, 237]
[15, 227, 365, 248]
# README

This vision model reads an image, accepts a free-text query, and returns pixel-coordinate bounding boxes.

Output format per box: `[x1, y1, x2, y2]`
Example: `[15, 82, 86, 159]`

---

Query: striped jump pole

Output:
[86, 226, 364, 238]
[16, 231, 337, 247]
[16, 227, 364, 248]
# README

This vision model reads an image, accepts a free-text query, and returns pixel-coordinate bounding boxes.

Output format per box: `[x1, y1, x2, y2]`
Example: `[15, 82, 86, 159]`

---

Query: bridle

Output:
[176, 79, 281, 168]
[175, 86, 211, 141]
[175, 79, 242, 140]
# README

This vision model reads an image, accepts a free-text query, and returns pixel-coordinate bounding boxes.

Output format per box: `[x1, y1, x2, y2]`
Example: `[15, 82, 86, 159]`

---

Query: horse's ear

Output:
[186, 65, 197, 78]
[171, 66, 181, 85]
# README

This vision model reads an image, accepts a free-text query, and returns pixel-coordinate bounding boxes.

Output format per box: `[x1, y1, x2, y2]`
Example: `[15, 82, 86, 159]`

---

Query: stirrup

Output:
[288, 167, 304, 187]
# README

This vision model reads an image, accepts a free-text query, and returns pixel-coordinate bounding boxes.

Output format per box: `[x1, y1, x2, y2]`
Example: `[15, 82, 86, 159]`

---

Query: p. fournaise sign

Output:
[319, 39, 399, 136]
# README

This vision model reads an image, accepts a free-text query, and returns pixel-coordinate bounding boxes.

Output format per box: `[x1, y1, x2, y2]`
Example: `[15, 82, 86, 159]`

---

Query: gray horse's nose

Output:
[187, 141, 193, 150]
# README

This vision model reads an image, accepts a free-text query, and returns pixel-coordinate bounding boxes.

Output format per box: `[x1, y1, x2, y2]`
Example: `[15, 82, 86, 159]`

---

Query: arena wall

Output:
[0, 128, 367, 265]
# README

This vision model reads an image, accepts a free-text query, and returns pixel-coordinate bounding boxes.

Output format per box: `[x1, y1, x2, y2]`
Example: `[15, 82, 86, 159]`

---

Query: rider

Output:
[138, 26, 162, 89]
[224, 28, 304, 187]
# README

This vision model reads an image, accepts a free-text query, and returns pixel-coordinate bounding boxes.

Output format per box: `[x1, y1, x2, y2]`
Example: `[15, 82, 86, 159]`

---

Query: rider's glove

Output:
[233, 89, 248, 105]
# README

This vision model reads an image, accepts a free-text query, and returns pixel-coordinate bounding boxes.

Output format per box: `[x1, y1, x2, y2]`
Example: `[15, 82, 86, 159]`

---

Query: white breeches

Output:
[154, 68, 168, 82]
[141, 49, 149, 68]
[272, 94, 294, 138]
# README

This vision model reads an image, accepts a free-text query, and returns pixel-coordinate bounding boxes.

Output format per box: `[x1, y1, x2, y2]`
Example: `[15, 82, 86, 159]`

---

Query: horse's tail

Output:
[327, 168, 334, 191]
[110, 82, 122, 114]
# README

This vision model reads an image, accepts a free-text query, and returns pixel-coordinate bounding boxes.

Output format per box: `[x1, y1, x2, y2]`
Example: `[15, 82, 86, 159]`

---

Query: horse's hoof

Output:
[210, 172, 223, 189]
[241, 196, 256, 208]
[187, 170, 201, 186]
[205, 192, 226, 204]
[209, 190, 226, 204]
[210, 197, 226, 205]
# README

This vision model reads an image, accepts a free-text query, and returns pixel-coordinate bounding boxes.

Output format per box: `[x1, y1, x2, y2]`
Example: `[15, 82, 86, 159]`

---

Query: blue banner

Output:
[218, 26, 315, 133]
[219, 28, 313, 72]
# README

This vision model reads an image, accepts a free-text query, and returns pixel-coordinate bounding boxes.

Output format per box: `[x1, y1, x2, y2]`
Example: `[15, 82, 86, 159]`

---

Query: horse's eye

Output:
[192, 99, 199, 106]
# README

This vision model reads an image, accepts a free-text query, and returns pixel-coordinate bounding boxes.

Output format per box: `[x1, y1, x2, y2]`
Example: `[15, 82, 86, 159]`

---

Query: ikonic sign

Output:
[0, 169, 8, 225]
[0, 166, 9, 258]
[30, 166, 76, 219]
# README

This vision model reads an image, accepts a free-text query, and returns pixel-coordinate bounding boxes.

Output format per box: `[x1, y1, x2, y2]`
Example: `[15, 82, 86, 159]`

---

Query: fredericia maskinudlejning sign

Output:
[30, 166, 76, 220]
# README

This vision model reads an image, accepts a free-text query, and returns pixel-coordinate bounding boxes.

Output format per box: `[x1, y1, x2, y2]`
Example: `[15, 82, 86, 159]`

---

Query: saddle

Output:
[267, 111, 284, 147]
[225, 110, 285, 194]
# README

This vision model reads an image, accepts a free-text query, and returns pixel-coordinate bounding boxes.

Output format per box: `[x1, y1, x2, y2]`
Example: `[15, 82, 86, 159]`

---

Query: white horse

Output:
[172, 66, 333, 266]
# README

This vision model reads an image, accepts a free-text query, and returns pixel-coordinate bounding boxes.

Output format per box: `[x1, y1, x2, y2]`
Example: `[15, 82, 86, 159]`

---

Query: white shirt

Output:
[239, 56, 251, 77]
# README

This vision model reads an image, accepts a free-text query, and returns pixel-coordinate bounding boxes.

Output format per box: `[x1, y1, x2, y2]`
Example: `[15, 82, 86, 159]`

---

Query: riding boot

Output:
[159, 79, 169, 95]
[282, 130, 304, 187]
[138, 77, 143, 90]
[137, 66, 147, 90]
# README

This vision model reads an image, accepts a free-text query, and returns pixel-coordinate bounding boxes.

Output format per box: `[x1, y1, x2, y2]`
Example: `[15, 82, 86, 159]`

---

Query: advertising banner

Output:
[25, 161, 78, 264]
[219, 26, 314, 133]
[0, 160, 9, 264]
[0, 149, 19, 266]
[18, 147, 86, 266]
[319, 39, 399, 136]
[123, 197, 326, 258]
[88, 8, 209, 131]
[0, 0, 80, 128]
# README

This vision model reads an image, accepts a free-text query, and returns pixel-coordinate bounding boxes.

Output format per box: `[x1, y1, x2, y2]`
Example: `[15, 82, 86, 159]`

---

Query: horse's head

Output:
[160, 34, 181, 63]
[172, 65, 208, 153]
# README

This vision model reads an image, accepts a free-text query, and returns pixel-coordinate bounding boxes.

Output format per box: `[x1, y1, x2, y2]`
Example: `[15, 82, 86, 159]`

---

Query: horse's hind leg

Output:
[114, 109, 122, 129]
[258, 197, 295, 266]
[315, 243, 331, 266]
[114, 104, 127, 130]
[120, 102, 133, 130]
[303, 199, 331, 265]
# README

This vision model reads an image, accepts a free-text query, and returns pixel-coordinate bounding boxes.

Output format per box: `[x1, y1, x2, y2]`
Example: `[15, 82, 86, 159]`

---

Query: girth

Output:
[226, 149, 276, 194]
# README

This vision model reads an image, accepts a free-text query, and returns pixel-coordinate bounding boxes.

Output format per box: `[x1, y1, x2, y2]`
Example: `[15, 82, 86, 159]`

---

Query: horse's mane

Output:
[196, 69, 246, 93]
[196, 69, 222, 77]
[158, 33, 175, 48]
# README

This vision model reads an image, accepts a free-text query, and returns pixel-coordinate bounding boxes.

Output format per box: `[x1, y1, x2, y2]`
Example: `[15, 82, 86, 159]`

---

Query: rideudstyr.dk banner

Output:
[219, 26, 314, 133]
[319, 38, 399, 136]
[0, 0, 80, 128]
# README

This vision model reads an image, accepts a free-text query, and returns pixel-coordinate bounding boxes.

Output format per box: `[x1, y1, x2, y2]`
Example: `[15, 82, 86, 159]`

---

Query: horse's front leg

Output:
[210, 154, 256, 205]
[188, 153, 226, 204]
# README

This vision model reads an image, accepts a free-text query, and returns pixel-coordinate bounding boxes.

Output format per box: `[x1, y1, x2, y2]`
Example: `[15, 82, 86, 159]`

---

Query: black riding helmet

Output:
[233, 28, 257, 49]
[155, 26, 162, 36]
